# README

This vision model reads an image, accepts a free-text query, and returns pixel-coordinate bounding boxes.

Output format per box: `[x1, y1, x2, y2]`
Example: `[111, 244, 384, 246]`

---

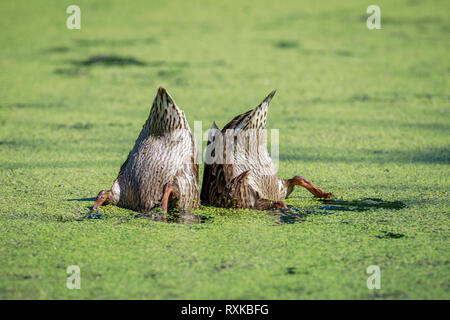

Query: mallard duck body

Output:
[201, 90, 331, 210]
[94, 87, 199, 215]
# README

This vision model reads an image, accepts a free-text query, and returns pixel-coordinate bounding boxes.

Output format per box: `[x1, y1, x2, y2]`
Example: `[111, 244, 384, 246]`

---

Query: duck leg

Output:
[160, 183, 173, 213]
[286, 176, 332, 198]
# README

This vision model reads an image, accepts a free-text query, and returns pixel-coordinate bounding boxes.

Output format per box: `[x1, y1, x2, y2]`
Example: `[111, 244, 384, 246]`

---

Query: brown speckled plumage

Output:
[201, 90, 332, 210]
[95, 87, 199, 215]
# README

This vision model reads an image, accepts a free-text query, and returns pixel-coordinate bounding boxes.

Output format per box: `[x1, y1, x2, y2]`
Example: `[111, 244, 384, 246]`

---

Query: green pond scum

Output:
[0, 0, 449, 299]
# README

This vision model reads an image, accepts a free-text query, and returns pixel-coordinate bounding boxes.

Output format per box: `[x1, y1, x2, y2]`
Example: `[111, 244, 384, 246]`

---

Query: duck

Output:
[93, 87, 200, 220]
[200, 90, 332, 210]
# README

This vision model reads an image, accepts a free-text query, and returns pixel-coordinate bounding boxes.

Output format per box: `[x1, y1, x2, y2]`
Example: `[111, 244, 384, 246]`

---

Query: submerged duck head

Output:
[93, 190, 111, 210]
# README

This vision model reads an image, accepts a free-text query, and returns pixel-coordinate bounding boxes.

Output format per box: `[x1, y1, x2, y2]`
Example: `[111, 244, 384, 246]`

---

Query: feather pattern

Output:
[201, 90, 287, 209]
